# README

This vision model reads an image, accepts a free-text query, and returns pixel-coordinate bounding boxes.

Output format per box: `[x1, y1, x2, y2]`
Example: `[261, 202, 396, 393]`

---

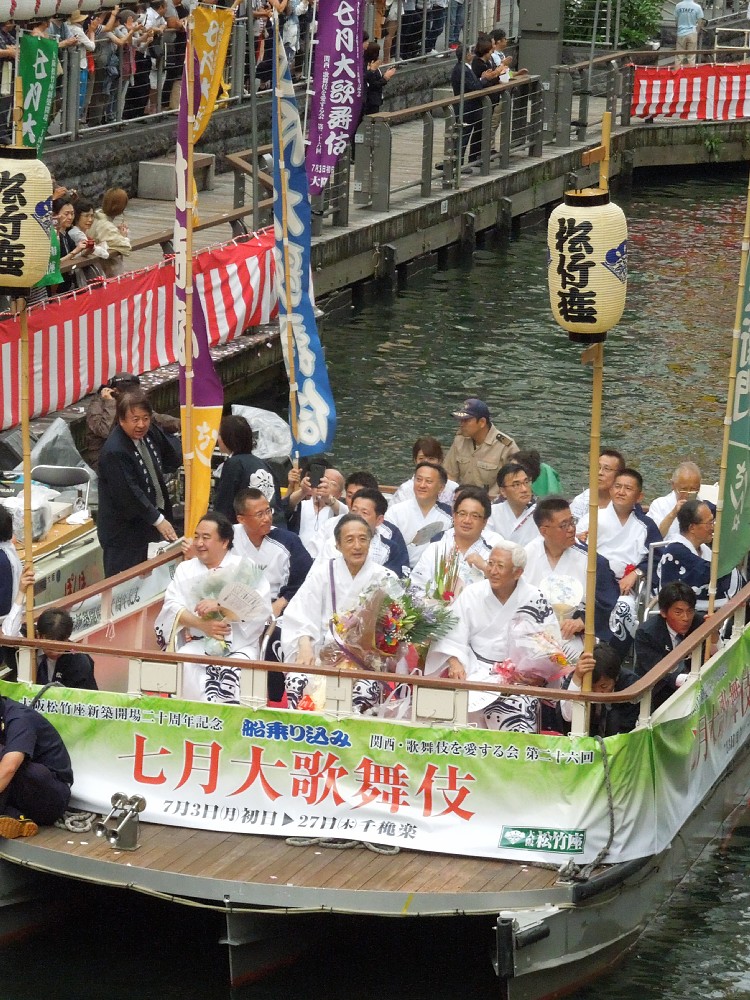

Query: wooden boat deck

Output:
[0, 821, 568, 917]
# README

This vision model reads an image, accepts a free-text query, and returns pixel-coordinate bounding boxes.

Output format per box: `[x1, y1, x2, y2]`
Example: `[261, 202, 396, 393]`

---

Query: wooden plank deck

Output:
[1, 821, 563, 915]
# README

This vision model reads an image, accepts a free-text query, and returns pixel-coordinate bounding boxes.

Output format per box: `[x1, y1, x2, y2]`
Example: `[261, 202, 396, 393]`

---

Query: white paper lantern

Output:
[547, 188, 628, 343]
[0, 147, 53, 290]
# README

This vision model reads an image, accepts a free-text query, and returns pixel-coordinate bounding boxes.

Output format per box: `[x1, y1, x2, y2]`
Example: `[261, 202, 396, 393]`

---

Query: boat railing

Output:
[9, 561, 750, 739]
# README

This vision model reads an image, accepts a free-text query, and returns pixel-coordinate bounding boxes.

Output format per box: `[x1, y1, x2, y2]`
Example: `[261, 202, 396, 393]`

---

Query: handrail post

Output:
[421, 110, 434, 197]
[620, 61, 634, 127]
[371, 118, 392, 212]
[555, 70, 573, 147]
[442, 105, 458, 189]
[577, 70, 590, 142]
[499, 90, 512, 168]
[331, 146, 350, 227]
[353, 118, 373, 206]
[529, 79, 543, 157]
[232, 18, 246, 101]
[606, 59, 618, 121]
[480, 94, 492, 174]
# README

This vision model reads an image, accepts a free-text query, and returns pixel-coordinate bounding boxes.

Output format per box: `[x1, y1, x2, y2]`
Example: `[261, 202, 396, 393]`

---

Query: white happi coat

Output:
[577, 502, 647, 579]
[646, 490, 710, 540]
[410, 527, 500, 595]
[232, 525, 290, 600]
[280, 554, 395, 663]
[386, 496, 452, 568]
[154, 552, 272, 703]
[425, 577, 559, 710]
[523, 536, 587, 595]
[489, 500, 539, 545]
[297, 497, 338, 558]
[390, 475, 458, 508]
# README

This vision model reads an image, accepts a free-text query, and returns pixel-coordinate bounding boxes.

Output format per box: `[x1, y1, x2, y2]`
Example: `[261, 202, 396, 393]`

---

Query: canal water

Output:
[1, 167, 749, 997]
[323, 166, 746, 500]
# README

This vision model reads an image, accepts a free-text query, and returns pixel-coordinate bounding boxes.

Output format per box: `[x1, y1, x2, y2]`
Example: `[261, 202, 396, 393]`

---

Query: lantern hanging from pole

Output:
[547, 187, 628, 344]
[0, 147, 53, 291]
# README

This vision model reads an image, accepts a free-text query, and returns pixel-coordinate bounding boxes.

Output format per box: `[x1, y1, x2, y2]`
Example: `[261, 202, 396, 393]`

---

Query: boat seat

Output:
[31, 465, 92, 511]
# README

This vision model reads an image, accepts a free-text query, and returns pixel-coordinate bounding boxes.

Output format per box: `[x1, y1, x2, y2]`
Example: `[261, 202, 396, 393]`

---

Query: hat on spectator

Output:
[68, 10, 87, 23]
[452, 398, 491, 422]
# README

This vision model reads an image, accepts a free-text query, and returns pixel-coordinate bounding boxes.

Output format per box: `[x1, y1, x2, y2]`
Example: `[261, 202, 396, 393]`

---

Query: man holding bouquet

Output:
[155, 512, 271, 703]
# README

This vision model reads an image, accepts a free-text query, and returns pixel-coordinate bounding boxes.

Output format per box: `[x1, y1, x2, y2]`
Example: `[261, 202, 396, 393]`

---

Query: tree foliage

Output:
[565, 0, 663, 47]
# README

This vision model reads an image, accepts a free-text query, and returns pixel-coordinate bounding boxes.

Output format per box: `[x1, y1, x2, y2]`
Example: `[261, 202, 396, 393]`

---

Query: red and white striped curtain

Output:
[632, 64, 750, 121]
[0, 231, 277, 430]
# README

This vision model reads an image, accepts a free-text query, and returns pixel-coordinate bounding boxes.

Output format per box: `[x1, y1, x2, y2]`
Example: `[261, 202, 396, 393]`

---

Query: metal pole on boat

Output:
[182, 16, 196, 530]
[274, 14, 300, 443]
[706, 168, 750, 637]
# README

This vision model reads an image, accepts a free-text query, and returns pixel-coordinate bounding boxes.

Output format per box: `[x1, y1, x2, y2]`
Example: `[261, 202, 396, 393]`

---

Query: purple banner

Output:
[305, 0, 366, 195]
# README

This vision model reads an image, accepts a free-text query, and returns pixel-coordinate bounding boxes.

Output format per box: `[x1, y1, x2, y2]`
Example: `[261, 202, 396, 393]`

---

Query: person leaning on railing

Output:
[89, 188, 132, 278]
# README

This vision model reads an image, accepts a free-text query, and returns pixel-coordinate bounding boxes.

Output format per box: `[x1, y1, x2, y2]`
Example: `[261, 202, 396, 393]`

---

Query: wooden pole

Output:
[183, 18, 195, 530]
[706, 168, 750, 635]
[12, 57, 35, 649]
[274, 14, 299, 444]
[582, 344, 603, 674]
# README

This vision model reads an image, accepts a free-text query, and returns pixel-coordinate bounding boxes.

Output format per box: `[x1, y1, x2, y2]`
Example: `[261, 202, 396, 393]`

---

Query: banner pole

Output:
[183, 18, 195, 531]
[707, 168, 750, 630]
[11, 60, 35, 649]
[274, 15, 300, 443]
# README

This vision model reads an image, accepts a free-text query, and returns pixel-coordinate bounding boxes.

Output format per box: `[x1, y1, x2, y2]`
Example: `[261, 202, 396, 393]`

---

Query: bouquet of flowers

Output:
[491, 614, 573, 688]
[424, 546, 462, 603]
[319, 577, 457, 671]
[191, 560, 265, 657]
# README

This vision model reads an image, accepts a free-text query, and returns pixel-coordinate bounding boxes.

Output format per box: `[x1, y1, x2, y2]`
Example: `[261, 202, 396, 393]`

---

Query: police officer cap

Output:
[452, 397, 491, 422]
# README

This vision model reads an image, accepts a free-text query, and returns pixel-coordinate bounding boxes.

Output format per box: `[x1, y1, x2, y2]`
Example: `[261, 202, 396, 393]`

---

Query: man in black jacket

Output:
[634, 581, 712, 710]
[450, 43, 499, 165]
[97, 388, 181, 577]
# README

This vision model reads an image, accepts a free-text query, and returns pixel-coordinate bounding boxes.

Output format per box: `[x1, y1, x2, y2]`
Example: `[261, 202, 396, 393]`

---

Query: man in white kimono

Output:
[425, 540, 561, 731]
[387, 462, 453, 568]
[489, 462, 539, 545]
[646, 461, 707, 540]
[284, 467, 345, 558]
[569, 448, 625, 522]
[280, 514, 396, 712]
[524, 496, 621, 661]
[155, 512, 271, 704]
[411, 486, 501, 596]
[576, 468, 662, 653]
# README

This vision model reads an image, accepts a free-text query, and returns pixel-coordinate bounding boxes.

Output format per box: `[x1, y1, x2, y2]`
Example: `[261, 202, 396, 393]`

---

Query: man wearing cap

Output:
[444, 398, 519, 499]
[82, 372, 180, 472]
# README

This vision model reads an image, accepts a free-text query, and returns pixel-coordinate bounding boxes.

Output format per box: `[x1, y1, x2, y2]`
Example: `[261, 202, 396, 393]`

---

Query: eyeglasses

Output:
[551, 518, 576, 531]
[244, 507, 273, 520]
[454, 510, 486, 521]
[504, 478, 531, 489]
[697, 518, 715, 526]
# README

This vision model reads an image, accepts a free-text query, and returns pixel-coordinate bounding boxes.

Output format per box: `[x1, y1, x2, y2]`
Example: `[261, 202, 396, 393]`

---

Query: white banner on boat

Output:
[3, 630, 749, 864]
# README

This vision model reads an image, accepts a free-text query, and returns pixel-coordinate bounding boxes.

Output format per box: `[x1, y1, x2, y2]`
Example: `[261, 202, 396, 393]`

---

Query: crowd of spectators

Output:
[0, 0, 510, 142]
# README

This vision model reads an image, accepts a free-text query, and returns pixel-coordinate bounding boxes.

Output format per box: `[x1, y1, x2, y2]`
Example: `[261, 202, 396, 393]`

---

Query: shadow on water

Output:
[323, 167, 748, 499]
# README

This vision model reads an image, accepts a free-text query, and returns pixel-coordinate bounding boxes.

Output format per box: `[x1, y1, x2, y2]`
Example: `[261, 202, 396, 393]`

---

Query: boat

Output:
[0, 552, 748, 999]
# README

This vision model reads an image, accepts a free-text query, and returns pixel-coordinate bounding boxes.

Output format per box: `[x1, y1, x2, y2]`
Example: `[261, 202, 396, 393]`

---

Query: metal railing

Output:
[352, 74, 544, 212]
[8, 550, 750, 738]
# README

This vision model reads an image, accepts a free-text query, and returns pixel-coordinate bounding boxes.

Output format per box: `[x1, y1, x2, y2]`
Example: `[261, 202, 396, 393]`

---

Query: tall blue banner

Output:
[272, 19, 337, 456]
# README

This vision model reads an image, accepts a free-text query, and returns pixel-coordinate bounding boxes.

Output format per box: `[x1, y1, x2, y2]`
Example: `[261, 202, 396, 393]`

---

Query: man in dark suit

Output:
[450, 45, 497, 166]
[634, 581, 710, 710]
[97, 388, 181, 577]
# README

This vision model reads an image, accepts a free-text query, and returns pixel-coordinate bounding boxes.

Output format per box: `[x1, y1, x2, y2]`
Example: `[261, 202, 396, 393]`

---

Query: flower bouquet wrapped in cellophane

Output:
[319, 577, 457, 672]
[491, 614, 573, 688]
[424, 546, 462, 602]
[191, 560, 265, 657]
